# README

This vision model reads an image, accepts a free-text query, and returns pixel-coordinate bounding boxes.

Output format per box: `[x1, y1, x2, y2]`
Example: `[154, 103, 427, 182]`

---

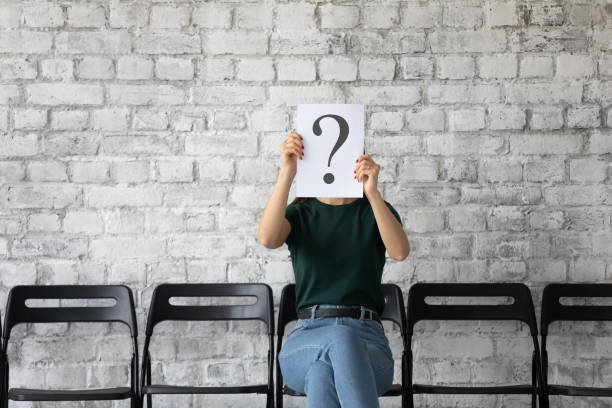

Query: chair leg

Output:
[531, 352, 536, 408]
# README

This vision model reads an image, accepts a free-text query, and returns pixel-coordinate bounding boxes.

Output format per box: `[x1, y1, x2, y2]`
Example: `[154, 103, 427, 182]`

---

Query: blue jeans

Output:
[277, 304, 394, 408]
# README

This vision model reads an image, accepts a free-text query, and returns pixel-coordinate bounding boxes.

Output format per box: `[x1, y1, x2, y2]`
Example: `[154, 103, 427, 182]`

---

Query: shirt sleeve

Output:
[284, 204, 301, 247]
[385, 201, 403, 226]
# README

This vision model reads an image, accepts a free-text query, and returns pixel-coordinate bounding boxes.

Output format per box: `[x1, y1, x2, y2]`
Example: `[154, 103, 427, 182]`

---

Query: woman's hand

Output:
[355, 154, 380, 198]
[279, 131, 304, 178]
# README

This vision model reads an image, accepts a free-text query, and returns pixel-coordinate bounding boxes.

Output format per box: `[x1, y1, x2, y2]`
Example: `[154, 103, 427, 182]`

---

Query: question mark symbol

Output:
[312, 114, 349, 184]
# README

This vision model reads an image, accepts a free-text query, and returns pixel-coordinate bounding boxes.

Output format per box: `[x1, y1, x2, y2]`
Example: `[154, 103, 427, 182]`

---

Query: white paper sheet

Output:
[296, 104, 364, 198]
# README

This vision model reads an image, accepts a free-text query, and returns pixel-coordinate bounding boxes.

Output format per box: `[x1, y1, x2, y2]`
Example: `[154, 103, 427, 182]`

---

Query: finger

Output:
[289, 132, 303, 142]
[285, 140, 303, 152]
[287, 147, 302, 159]
[356, 153, 371, 163]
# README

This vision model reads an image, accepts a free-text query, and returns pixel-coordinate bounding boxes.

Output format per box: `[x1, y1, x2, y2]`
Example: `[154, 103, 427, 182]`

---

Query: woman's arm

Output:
[257, 132, 304, 249]
[355, 154, 410, 261]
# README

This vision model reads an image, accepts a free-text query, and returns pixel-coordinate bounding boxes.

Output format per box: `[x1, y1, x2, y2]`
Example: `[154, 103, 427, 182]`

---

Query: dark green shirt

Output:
[284, 197, 402, 315]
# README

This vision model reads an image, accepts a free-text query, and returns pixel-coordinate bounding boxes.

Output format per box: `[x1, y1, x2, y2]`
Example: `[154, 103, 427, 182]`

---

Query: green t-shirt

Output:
[284, 197, 402, 315]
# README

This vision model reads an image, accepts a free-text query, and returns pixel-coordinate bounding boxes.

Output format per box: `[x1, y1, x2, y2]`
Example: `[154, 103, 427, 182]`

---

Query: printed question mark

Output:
[312, 114, 350, 184]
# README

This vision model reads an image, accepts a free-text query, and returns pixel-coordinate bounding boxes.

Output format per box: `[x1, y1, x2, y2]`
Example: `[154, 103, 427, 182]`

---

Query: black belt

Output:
[297, 307, 381, 323]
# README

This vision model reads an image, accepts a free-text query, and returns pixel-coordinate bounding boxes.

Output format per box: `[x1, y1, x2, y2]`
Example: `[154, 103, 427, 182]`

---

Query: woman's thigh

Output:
[277, 317, 394, 395]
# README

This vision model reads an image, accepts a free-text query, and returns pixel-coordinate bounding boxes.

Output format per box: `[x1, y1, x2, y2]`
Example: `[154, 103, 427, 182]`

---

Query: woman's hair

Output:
[289, 197, 309, 205]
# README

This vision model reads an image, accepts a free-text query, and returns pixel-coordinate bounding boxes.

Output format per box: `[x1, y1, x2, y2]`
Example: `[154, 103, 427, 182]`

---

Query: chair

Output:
[275, 283, 407, 408]
[140, 283, 274, 408]
[1, 285, 139, 408]
[406, 282, 546, 408]
[1, 310, 4, 406]
[541, 283, 612, 403]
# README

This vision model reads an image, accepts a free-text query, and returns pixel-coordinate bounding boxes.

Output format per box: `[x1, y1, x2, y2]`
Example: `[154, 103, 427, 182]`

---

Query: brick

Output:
[203, 31, 268, 55]
[428, 84, 501, 104]
[437, 56, 475, 79]
[530, 106, 564, 130]
[67, 4, 106, 28]
[0, 4, 21, 28]
[320, 5, 360, 29]
[151, 6, 190, 29]
[236, 58, 275, 82]
[0, 133, 39, 157]
[525, 159, 565, 183]
[86, 186, 162, 207]
[449, 206, 486, 232]
[506, 82, 583, 104]
[359, 57, 395, 80]
[28, 160, 67, 182]
[479, 54, 517, 78]
[56, 31, 131, 54]
[406, 107, 445, 132]
[556, 54, 595, 79]
[398, 158, 438, 182]
[134, 110, 169, 131]
[50, 110, 89, 131]
[448, 108, 485, 131]
[510, 134, 583, 154]
[211, 111, 246, 130]
[156, 58, 194, 81]
[269, 85, 344, 106]
[109, 85, 185, 105]
[235, 5, 273, 29]
[250, 109, 287, 132]
[109, 2, 149, 28]
[78, 57, 114, 79]
[276, 3, 316, 29]
[192, 4, 231, 28]
[0, 57, 37, 80]
[193, 86, 265, 105]
[443, 5, 484, 28]
[111, 161, 150, 183]
[277, 59, 316, 82]
[363, 5, 399, 28]
[520, 56, 553, 78]
[23, 3, 64, 28]
[185, 132, 257, 156]
[157, 159, 194, 183]
[370, 112, 403, 132]
[429, 30, 506, 53]
[13, 108, 47, 130]
[427, 134, 504, 155]
[569, 159, 607, 183]
[400, 57, 434, 79]
[70, 161, 110, 183]
[40, 59, 74, 81]
[134, 33, 200, 54]
[26, 84, 104, 106]
[400, 5, 441, 28]
[117, 56, 154, 80]
[588, 130, 612, 153]
[567, 105, 600, 128]
[4, 184, 81, 209]
[319, 56, 358, 81]
[347, 86, 420, 106]
[271, 31, 344, 55]
[0, 31, 53, 54]
[481, 159, 522, 183]
[63, 210, 103, 234]
[486, 1, 518, 27]
[91, 108, 129, 132]
[489, 105, 525, 130]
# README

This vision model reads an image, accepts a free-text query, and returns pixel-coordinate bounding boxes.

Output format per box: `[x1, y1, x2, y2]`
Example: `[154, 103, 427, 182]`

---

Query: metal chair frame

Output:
[275, 283, 408, 408]
[140, 283, 274, 408]
[406, 282, 547, 408]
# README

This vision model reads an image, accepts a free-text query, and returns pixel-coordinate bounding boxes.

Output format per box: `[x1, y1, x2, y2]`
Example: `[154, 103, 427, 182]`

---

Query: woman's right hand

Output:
[279, 131, 304, 178]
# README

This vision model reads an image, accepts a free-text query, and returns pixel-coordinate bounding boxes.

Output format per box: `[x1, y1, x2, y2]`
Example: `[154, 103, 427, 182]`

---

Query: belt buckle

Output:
[359, 306, 372, 321]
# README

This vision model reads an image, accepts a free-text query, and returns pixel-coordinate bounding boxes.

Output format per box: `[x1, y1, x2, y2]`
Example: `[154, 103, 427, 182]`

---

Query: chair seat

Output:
[283, 383, 403, 397]
[413, 383, 537, 395]
[142, 384, 269, 395]
[8, 387, 133, 401]
[548, 384, 612, 397]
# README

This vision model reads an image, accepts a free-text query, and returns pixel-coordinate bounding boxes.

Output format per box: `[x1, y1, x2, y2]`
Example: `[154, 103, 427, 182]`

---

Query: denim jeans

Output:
[277, 304, 394, 408]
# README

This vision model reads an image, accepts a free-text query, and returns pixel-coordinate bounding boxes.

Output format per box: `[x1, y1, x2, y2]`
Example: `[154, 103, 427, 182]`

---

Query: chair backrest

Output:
[541, 283, 612, 337]
[277, 283, 405, 336]
[3, 285, 138, 339]
[407, 283, 538, 335]
[145, 283, 274, 336]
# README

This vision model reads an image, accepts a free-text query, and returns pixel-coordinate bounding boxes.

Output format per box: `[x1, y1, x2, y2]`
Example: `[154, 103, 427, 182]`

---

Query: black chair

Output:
[275, 283, 407, 408]
[1, 285, 139, 408]
[541, 283, 612, 403]
[140, 283, 274, 408]
[406, 283, 546, 408]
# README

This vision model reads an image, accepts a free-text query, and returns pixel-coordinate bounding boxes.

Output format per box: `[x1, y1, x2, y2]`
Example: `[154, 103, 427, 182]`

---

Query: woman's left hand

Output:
[355, 154, 380, 198]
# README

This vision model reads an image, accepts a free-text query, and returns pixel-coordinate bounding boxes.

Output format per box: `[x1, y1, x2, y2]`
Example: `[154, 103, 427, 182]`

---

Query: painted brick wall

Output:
[0, 0, 611, 407]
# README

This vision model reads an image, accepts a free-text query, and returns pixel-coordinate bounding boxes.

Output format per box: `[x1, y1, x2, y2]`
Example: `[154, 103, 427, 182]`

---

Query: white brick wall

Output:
[0, 1, 611, 407]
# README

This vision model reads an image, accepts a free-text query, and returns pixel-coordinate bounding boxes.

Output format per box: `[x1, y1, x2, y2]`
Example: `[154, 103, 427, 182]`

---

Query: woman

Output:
[257, 131, 410, 407]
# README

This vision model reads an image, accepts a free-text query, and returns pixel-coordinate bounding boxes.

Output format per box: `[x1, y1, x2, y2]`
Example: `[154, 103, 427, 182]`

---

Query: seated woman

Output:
[257, 131, 410, 407]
